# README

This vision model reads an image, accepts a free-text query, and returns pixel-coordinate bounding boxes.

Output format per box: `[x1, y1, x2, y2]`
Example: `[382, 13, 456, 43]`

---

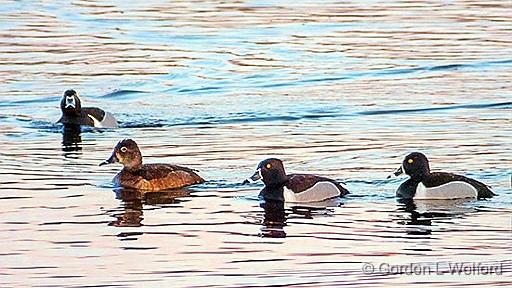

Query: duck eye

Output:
[265, 163, 272, 169]
[407, 159, 414, 164]
[120, 147, 127, 153]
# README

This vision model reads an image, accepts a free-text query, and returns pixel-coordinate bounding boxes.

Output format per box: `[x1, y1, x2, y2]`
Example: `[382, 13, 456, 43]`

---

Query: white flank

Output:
[88, 112, 118, 128]
[414, 181, 477, 199]
[283, 181, 340, 203]
[100, 112, 119, 128]
[87, 114, 103, 128]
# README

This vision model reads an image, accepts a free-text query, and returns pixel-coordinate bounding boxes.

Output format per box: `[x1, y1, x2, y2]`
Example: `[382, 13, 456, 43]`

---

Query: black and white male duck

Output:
[389, 152, 495, 199]
[100, 139, 205, 192]
[57, 89, 118, 128]
[244, 158, 349, 202]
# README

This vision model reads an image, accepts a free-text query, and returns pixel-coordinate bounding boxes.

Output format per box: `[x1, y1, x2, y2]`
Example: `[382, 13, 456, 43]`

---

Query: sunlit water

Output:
[1, 1, 511, 287]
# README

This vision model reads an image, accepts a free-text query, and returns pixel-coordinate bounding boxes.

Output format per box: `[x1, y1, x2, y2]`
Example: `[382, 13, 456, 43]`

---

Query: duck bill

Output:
[242, 169, 262, 184]
[387, 165, 404, 179]
[99, 153, 118, 166]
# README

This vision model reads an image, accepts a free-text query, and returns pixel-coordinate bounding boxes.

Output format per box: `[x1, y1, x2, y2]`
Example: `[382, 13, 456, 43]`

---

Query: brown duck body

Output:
[114, 163, 205, 192]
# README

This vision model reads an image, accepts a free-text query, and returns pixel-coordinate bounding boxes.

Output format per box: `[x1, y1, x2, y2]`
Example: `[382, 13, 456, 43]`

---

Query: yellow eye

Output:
[120, 147, 127, 153]
[407, 159, 414, 164]
[265, 163, 272, 169]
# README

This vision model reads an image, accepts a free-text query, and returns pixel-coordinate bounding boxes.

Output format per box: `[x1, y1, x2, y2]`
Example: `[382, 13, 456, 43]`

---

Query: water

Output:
[1, 1, 511, 287]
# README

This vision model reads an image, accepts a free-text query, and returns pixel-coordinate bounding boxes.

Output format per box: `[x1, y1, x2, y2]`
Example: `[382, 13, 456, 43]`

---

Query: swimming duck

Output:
[99, 139, 205, 191]
[57, 89, 118, 128]
[244, 158, 349, 202]
[389, 152, 495, 199]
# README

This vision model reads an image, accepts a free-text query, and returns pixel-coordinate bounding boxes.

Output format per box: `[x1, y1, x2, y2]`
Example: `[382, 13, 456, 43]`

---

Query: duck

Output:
[244, 158, 349, 202]
[389, 152, 495, 199]
[57, 89, 118, 128]
[99, 139, 205, 191]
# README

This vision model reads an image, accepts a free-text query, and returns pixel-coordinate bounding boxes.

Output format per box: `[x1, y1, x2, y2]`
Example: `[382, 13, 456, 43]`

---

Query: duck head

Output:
[389, 152, 430, 180]
[60, 89, 82, 116]
[100, 139, 143, 170]
[245, 158, 289, 188]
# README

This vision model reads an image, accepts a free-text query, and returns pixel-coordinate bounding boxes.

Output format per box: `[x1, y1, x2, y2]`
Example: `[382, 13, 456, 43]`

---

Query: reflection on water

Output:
[259, 198, 341, 238]
[260, 200, 286, 238]
[109, 188, 191, 228]
[0, 0, 511, 287]
[111, 197, 144, 228]
[394, 198, 477, 236]
[61, 125, 82, 153]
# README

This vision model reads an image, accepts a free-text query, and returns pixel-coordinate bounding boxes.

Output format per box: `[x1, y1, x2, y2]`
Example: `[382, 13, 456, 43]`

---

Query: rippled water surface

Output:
[1, 1, 511, 287]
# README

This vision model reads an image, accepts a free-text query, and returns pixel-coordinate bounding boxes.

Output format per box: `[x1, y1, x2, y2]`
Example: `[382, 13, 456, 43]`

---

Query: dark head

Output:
[60, 89, 82, 116]
[245, 158, 289, 188]
[99, 139, 143, 170]
[389, 152, 430, 180]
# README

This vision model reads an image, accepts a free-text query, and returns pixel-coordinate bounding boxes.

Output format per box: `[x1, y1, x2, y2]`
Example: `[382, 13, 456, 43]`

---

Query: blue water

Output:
[0, 1, 511, 287]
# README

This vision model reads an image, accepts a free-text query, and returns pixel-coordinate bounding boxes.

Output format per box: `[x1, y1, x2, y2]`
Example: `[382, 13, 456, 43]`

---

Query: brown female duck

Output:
[100, 139, 205, 191]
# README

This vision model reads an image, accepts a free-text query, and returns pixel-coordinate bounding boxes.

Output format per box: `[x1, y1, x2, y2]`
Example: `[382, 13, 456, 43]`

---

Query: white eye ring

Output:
[120, 147, 127, 153]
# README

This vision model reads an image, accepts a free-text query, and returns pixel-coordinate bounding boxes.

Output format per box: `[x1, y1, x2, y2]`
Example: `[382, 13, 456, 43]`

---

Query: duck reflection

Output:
[259, 195, 340, 238]
[61, 125, 82, 154]
[395, 198, 476, 236]
[260, 200, 287, 238]
[109, 188, 190, 228]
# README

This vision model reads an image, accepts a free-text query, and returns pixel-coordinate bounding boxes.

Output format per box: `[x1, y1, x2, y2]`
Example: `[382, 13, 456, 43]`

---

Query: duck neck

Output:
[62, 105, 81, 118]
[262, 167, 289, 188]
[410, 170, 429, 182]
[123, 158, 143, 171]
[264, 175, 289, 190]
[261, 187, 285, 202]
